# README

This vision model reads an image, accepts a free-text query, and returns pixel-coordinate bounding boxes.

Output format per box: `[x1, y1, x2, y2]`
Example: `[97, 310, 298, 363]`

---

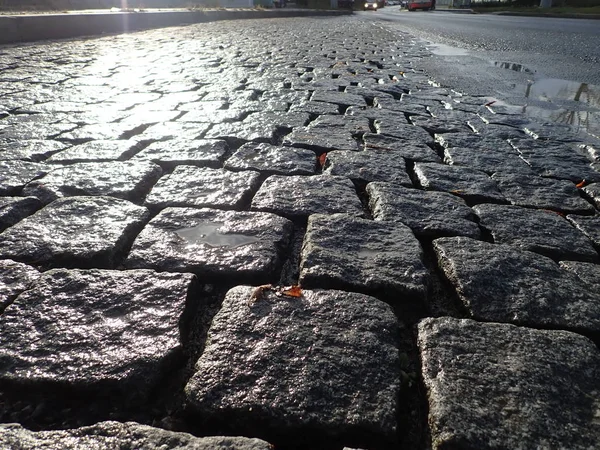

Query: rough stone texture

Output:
[251, 175, 364, 220]
[492, 172, 596, 215]
[0, 196, 150, 268]
[125, 207, 292, 283]
[434, 132, 513, 152]
[224, 142, 316, 176]
[363, 133, 441, 162]
[0, 139, 70, 162]
[137, 122, 210, 142]
[560, 260, 600, 289]
[185, 286, 400, 446]
[323, 149, 412, 185]
[0, 269, 196, 389]
[373, 120, 434, 146]
[0, 259, 40, 312]
[22, 161, 162, 205]
[567, 213, 600, 247]
[414, 162, 506, 204]
[46, 140, 142, 163]
[418, 317, 600, 450]
[367, 183, 480, 238]
[283, 115, 366, 152]
[474, 203, 598, 262]
[0, 160, 49, 195]
[0, 196, 42, 232]
[443, 146, 534, 175]
[131, 139, 227, 170]
[433, 236, 600, 332]
[0, 422, 273, 450]
[299, 214, 428, 303]
[581, 182, 600, 209]
[144, 166, 260, 210]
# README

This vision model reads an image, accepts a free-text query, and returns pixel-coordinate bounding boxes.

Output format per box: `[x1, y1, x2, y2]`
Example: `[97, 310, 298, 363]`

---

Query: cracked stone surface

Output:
[433, 236, 600, 332]
[474, 203, 598, 262]
[373, 119, 434, 146]
[132, 139, 228, 169]
[23, 161, 163, 205]
[144, 166, 260, 210]
[323, 149, 412, 185]
[362, 133, 441, 162]
[0, 196, 42, 232]
[251, 174, 364, 219]
[0, 196, 149, 268]
[0, 268, 196, 393]
[581, 182, 600, 209]
[443, 146, 534, 175]
[224, 142, 316, 176]
[185, 285, 400, 447]
[46, 140, 142, 163]
[367, 182, 480, 238]
[0, 422, 274, 450]
[567, 213, 600, 247]
[492, 172, 596, 215]
[0, 160, 49, 195]
[0, 259, 40, 312]
[414, 162, 506, 204]
[299, 213, 428, 303]
[418, 317, 600, 450]
[125, 207, 292, 283]
[283, 114, 367, 152]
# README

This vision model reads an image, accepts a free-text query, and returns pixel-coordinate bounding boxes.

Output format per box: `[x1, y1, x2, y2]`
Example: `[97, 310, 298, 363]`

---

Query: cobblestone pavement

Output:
[1, 15, 599, 450]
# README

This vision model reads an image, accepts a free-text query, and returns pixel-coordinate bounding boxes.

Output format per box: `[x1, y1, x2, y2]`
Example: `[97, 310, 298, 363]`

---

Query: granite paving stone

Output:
[178, 108, 246, 124]
[367, 182, 480, 238]
[0, 122, 76, 140]
[224, 142, 316, 176]
[363, 133, 441, 162]
[0, 422, 273, 450]
[373, 97, 430, 117]
[492, 172, 596, 215]
[184, 286, 400, 447]
[311, 90, 367, 108]
[0, 139, 70, 162]
[434, 131, 513, 152]
[0, 268, 196, 394]
[0, 160, 49, 195]
[56, 123, 141, 142]
[132, 139, 227, 170]
[474, 203, 598, 262]
[251, 174, 364, 220]
[0, 196, 42, 232]
[418, 317, 600, 450]
[283, 115, 367, 152]
[144, 166, 260, 210]
[567, 213, 600, 247]
[137, 121, 211, 142]
[0, 259, 40, 312]
[433, 236, 600, 332]
[125, 207, 292, 283]
[323, 149, 412, 185]
[414, 162, 506, 204]
[0, 196, 149, 269]
[581, 182, 600, 209]
[46, 139, 143, 163]
[289, 100, 340, 116]
[299, 214, 428, 303]
[23, 161, 163, 205]
[443, 146, 534, 175]
[560, 260, 600, 289]
[410, 116, 471, 134]
[373, 120, 434, 146]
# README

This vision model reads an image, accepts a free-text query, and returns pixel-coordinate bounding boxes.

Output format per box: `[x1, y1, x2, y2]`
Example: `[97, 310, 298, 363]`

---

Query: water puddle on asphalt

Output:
[175, 222, 259, 248]
[427, 43, 470, 57]
[493, 61, 534, 74]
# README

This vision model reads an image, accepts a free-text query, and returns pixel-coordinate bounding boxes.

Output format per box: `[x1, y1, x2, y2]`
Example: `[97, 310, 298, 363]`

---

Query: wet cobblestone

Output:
[0, 14, 599, 450]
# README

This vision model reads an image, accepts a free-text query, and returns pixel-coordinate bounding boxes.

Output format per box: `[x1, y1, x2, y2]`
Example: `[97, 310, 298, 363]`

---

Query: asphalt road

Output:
[359, 9, 600, 140]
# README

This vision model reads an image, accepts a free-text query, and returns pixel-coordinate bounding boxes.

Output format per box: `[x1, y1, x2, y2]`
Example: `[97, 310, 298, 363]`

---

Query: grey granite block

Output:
[224, 142, 316, 176]
[185, 286, 400, 446]
[0, 139, 69, 162]
[567, 213, 600, 247]
[0, 160, 49, 195]
[251, 175, 364, 219]
[323, 149, 412, 185]
[581, 182, 600, 209]
[418, 317, 600, 450]
[125, 207, 292, 283]
[443, 146, 533, 175]
[0, 196, 42, 232]
[0, 196, 149, 268]
[433, 236, 600, 332]
[47, 139, 141, 163]
[474, 203, 598, 262]
[560, 260, 600, 289]
[0, 259, 40, 312]
[363, 133, 441, 162]
[299, 214, 428, 303]
[132, 139, 227, 169]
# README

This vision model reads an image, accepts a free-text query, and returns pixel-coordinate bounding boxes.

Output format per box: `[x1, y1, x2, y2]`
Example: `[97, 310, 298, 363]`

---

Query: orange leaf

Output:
[318, 153, 327, 168]
[576, 179, 587, 188]
[280, 285, 303, 298]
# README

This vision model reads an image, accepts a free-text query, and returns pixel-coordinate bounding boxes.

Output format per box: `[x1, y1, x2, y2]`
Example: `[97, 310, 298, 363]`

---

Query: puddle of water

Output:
[492, 61, 534, 74]
[175, 222, 259, 248]
[428, 43, 470, 57]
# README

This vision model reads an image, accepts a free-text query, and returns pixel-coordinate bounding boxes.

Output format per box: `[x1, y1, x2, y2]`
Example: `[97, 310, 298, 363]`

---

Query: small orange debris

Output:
[318, 153, 327, 168]
[248, 284, 272, 306]
[576, 180, 587, 188]
[280, 285, 303, 298]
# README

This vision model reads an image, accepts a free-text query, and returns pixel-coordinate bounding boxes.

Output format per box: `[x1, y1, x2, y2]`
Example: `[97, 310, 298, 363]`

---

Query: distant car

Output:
[364, 0, 378, 10]
[406, 0, 435, 10]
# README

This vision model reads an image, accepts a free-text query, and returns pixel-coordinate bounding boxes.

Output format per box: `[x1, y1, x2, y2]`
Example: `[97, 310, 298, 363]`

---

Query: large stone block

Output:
[418, 317, 600, 450]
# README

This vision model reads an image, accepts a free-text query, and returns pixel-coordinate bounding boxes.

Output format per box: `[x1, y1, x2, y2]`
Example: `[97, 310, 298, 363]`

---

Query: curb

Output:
[490, 11, 600, 19]
[0, 8, 352, 45]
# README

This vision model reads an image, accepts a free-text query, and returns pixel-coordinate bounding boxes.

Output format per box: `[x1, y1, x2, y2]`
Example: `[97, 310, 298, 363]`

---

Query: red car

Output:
[406, 0, 435, 10]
